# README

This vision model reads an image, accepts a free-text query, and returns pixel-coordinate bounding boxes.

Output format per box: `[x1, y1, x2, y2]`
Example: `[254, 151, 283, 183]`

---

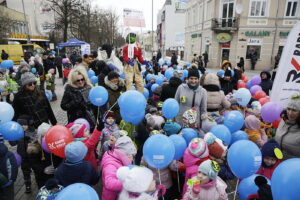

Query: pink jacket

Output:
[82, 129, 101, 169]
[183, 177, 228, 200]
[101, 149, 132, 200]
[182, 149, 209, 194]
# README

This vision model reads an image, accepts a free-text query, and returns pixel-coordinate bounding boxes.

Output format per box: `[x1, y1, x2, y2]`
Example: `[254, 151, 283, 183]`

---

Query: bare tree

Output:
[0, 12, 13, 43]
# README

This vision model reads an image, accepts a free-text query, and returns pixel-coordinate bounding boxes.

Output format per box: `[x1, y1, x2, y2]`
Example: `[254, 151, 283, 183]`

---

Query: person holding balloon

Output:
[0, 71, 9, 102]
[61, 67, 96, 131]
[0, 133, 18, 200]
[275, 94, 300, 160]
[12, 72, 57, 129]
[244, 115, 268, 147]
[182, 159, 228, 200]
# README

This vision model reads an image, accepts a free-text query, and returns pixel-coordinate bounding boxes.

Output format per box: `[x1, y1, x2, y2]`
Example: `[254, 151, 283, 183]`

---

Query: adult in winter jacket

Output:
[12, 72, 57, 128]
[259, 70, 273, 95]
[175, 68, 207, 128]
[32, 56, 45, 91]
[171, 52, 178, 66]
[43, 53, 56, 74]
[97, 60, 112, 87]
[232, 65, 243, 90]
[104, 71, 126, 123]
[16, 62, 31, 86]
[220, 70, 233, 95]
[275, 95, 300, 160]
[202, 73, 230, 112]
[61, 67, 96, 130]
[160, 76, 182, 101]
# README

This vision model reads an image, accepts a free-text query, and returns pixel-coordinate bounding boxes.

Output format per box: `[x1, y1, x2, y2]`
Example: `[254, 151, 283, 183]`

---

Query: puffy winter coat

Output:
[118, 190, 158, 200]
[82, 129, 102, 169]
[0, 144, 18, 188]
[259, 70, 273, 95]
[160, 77, 182, 101]
[101, 149, 132, 200]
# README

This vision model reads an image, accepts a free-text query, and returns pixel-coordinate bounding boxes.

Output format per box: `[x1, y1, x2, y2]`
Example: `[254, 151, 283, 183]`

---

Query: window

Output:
[285, 0, 298, 17]
[246, 46, 261, 60]
[249, 0, 267, 17]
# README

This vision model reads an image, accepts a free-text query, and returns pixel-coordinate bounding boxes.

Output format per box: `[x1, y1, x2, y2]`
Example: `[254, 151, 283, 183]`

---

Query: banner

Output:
[123, 8, 145, 27]
[270, 22, 300, 108]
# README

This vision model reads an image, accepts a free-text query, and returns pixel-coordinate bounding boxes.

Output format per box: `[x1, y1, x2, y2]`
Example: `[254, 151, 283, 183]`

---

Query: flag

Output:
[123, 8, 145, 28]
[270, 22, 300, 108]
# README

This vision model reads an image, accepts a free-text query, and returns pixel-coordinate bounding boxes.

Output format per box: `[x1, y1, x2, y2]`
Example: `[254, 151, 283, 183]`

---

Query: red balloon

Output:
[254, 90, 266, 100]
[259, 97, 270, 105]
[237, 81, 247, 89]
[243, 77, 248, 83]
[272, 118, 281, 129]
[241, 73, 246, 80]
[45, 125, 73, 158]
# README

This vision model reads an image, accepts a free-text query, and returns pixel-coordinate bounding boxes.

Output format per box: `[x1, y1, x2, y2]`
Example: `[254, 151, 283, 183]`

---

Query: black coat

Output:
[171, 55, 178, 65]
[12, 90, 57, 128]
[220, 78, 233, 95]
[232, 69, 242, 90]
[260, 70, 273, 95]
[55, 160, 99, 187]
[160, 77, 182, 101]
[44, 57, 56, 74]
[61, 84, 96, 129]
[0, 144, 18, 184]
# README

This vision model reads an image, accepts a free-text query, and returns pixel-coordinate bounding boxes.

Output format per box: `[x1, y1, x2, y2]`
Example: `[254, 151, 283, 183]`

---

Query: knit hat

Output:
[105, 111, 115, 119]
[188, 69, 200, 79]
[21, 72, 36, 86]
[163, 121, 182, 136]
[145, 114, 165, 130]
[245, 115, 261, 130]
[117, 166, 154, 193]
[198, 159, 219, 180]
[287, 94, 300, 111]
[183, 108, 198, 124]
[65, 141, 88, 163]
[115, 136, 137, 155]
[204, 132, 227, 159]
[173, 70, 183, 79]
[111, 130, 123, 140]
[66, 123, 87, 138]
[261, 139, 282, 159]
[188, 138, 209, 158]
[37, 123, 51, 144]
[0, 133, 3, 143]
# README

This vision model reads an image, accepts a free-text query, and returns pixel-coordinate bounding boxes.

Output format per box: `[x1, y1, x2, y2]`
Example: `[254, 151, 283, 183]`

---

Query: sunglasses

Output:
[76, 78, 85, 83]
[27, 82, 37, 86]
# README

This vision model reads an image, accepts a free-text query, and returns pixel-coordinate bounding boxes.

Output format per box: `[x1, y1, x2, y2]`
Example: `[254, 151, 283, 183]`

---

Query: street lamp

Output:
[21, 0, 31, 44]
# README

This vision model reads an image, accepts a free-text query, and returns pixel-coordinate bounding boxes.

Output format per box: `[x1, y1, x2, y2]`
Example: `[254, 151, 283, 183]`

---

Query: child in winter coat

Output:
[259, 70, 273, 95]
[183, 159, 228, 200]
[256, 139, 282, 180]
[55, 141, 99, 187]
[162, 121, 182, 136]
[101, 130, 128, 156]
[182, 138, 209, 194]
[220, 70, 233, 95]
[117, 166, 164, 200]
[36, 178, 63, 200]
[45, 68, 56, 101]
[66, 122, 102, 169]
[0, 134, 18, 200]
[101, 111, 119, 145]
[244, 115, 268, 147]
[101, 136, 137, 200]
[0, 71, 9, 102]
[145, 76, 156, 98]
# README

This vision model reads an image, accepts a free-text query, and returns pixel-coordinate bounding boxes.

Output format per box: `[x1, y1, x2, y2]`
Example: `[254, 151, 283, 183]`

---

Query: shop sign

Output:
[280, 31, 289, 37]
[216, 33, 232, 43]
[245, 31, 270, 37]
[247, 38, 262, 45]
[9, 33, 49, 40]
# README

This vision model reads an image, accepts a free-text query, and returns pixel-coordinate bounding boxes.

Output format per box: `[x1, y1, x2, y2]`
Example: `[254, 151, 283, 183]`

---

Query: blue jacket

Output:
[54, 160, 99, 187]
[0, 143, 18, 188]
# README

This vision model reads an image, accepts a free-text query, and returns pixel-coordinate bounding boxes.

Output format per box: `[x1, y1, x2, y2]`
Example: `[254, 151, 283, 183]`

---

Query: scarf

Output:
[77, 86, 91, 104]
[187, 83, 199, 90]
[128, 43, 137, 59]
[200, 179, 217, 189]
[203, 84, 220, 92]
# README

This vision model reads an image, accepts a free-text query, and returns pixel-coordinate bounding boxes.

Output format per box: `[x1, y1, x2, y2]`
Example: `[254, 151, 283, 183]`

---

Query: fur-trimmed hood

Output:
[203, 73, 220, 87]
[104, 76, 125, 91]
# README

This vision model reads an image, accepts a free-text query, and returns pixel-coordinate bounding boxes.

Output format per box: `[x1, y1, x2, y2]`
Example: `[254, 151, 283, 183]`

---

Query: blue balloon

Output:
[218, 70, 225, 77]
[185, 62, 191, 67]
[158, 58, 164, 66]
[90, 76, 98, 85]
[169, 134, 187, 159]
[210, 125, 231, 145]
[151, 83, 159, 92]
[121, 109, 145, 125]
[88, 86, 108, 106]
[0, 121, 24, 141]
[238, 174, 271, 200]
[51, 50, 56, 55]
[183, 69, 188, 78]
[166, 61, 171, 66]
[247, 80, 252, 89]
[228, 140, 262, 178]
[0, 60, 14, 69]
[155, 76, 164, 85]
[181, 128, 198, 145]
[231, 130, 248, 145]
[118, 90, 146, 116]
[162, 98, 179, 119]
[231, 70, 235, 77]
[45, 91, 52, 101]
[143, 134, 175, 168]
[224, 111, 244, 133]
[143, 88, 149, 99]
[31, 68, 37, 74]
[120, 73, 125, 79]
[272, 158, 300, 200]
[235, 88, 251, 107]
[87, 70, 95, 78]
[146, 73, 154, 82]
[56, 183, 99, 200]
[0, 102, 15, 125]
[165, 68, 174, 80]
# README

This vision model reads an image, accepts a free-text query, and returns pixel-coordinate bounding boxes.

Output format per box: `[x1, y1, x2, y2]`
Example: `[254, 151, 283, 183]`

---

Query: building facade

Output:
[184, 0, 300, 70]
[157, 0, 186, 59]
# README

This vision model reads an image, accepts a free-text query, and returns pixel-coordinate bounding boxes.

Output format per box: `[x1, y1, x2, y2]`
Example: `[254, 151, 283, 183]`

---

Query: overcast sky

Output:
[92, 0, 165, 32]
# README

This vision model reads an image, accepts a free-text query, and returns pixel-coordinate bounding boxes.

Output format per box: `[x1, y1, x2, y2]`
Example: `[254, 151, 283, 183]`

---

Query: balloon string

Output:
[50, 153, 54, 167]
[96, 106, 100, 127]
[233, 178, 239, 200]
[102, 101, 118, 120]
[176, 168, 181, 193]
[157, 168, 165, 200]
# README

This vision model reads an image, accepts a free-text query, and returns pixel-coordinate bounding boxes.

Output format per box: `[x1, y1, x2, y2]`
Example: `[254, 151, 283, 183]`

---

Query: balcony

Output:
[211, 17, 238, 31]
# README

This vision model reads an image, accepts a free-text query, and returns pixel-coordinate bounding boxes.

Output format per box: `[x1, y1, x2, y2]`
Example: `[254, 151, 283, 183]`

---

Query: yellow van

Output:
[0, 44, 46, 64]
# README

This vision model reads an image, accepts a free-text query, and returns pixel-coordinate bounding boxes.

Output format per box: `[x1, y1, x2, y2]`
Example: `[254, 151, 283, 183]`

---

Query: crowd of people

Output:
[0, 32, 300, 200]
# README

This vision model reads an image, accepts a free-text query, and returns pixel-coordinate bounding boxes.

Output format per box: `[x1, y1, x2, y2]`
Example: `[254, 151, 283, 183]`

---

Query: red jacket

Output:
[122, 45, 145, 64]
[82, 129, 101, 169]
[256, 160, 281, 180]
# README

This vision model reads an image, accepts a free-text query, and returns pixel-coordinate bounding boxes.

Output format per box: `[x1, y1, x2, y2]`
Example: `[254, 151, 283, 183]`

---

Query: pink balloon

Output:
[74, 118, 90, 131]
[42, 137, 51, 153]
[250, 85, 262, 96]
[261, 102, 283, 123]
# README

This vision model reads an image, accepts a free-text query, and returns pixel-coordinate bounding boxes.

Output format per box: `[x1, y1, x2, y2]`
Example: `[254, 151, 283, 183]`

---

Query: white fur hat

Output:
[117, 166, 154, 193]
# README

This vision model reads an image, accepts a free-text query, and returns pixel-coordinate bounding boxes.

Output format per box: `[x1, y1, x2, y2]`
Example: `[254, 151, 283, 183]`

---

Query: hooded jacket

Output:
[160, 77, 182, 101]
[259, 70, 273, 95]
[0, 144, 18, 187]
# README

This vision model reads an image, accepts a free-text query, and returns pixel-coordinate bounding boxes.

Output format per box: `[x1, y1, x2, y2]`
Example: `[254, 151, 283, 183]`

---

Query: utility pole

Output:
[21, 0, 31, 44]
[152, 0, 154, 58]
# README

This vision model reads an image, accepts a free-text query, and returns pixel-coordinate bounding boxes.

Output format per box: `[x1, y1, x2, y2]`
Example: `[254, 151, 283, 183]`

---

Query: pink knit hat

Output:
[66, 123, 87, 138]
[188, 138, 209, 158]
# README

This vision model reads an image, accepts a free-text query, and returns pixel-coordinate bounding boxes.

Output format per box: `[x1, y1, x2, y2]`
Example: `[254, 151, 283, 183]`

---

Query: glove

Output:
[144, 60, 153, 70]
[192, 181, 201, 194]
[157, 184, 166, 197]
[129, 59, 135, 66]
[44, 165, 55, 175]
